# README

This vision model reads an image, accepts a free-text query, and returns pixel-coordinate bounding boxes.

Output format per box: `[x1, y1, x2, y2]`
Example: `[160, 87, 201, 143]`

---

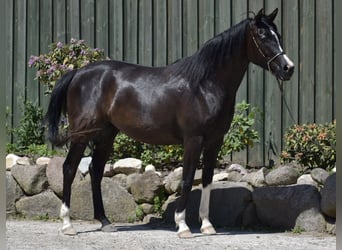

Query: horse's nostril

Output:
[284, 64, 294, 74]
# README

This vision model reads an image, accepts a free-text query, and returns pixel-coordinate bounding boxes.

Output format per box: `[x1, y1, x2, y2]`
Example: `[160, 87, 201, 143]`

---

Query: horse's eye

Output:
[257, 29, 266, 39]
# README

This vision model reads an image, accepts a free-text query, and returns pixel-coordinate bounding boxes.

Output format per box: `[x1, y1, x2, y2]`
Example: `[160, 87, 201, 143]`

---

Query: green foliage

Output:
[219, 101, 260, 158]
[153, 190, 167, 215]
[280, 121, 336, 171]
[10, 101, 45, 151]
[290, 226, 305, 234]
[135, 205, 145, 221]
[28, 38, 106, 94]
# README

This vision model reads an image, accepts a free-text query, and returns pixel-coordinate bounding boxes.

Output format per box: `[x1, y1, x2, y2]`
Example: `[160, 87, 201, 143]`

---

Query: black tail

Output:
[45, 69, 77, 146]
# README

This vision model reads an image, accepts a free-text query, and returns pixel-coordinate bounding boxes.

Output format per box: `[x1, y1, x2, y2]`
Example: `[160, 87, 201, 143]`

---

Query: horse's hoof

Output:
[177, 229, 194, 238]
[101, 224, 118, 232]
[201, 225, 217, 235]
[62, 226, 77, 236]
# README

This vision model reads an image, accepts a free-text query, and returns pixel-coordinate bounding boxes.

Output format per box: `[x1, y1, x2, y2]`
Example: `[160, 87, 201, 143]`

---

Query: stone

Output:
[193, 169, 202, 186]
[126, 173, 141, 192]
[46, 156, 83, 198]
[227, 163, 247, 175]
[265, 165, 299, 186]
[227, 171, 243, 182]
[252, 185, 321, 230]
[164, 169, 182, 194]
[16, 157, 32, 165]
[295, 208, 326, 232]
[112, 173, 128, 188]
[6, 154, 20, 170]
[310, 168, 329, 185]
[242, 202, 259, 227]
[297, 174, 318, 187]
[241, 168, 266, 187]
[320, 173, 336, 218]
[130, 171, 164, 203]
[113, 158, 142, 175]
[11, 164, 48, 196]
[78, 156, 92, 175]
[213, 172, 229, 182]
[140, 203, 155, 214]
[70, 177, 137, 222]
[15, 190, 61, 219]
[103, 164, 115, 177]
[36, 157, 51, 166]
[145, 165, 156, 172]
[6, 172, 24, 215]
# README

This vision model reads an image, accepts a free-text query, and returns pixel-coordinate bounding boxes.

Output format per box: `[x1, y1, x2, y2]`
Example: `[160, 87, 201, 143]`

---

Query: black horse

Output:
[46, 8, 294, 238]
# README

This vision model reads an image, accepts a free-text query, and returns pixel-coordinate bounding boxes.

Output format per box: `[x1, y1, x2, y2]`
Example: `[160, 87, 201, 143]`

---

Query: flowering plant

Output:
[280, 121, 336, 171]
[28, 38, 105, 94]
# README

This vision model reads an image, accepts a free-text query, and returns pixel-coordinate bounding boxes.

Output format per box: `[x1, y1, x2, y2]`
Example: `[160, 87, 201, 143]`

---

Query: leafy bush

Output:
[280, 121, 336, 171]
[111, 101, 259, 167]
[28, 38, 105, 94]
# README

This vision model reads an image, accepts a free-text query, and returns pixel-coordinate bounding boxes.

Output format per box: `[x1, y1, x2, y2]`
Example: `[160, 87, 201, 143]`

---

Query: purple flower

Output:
[28, 55, 39, 67]
[56, 41, 63, 48]
[70, 38, 77, 44]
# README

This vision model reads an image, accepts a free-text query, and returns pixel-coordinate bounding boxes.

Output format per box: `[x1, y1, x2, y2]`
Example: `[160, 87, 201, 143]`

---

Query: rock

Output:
[241, 168, 266, 187]
[112, 173, 128, 188]
[78, 156, 92, 175]
[6, 172, 24, 215]
[242, 202, 259, 227]
[46, 156, 83, 198]
[11, 164, 48, 196]
[130, 171, 164, 203]
[252, 185, 321, 230]
[326, 220, 336, 235]
[320, 173, 336, 218]
[15, 191, 61, 219]
[103, 164, 115, 177]
[297, 174, 318, 187]
[140, 203, 155, 214]
[71, 177, 137, 222]
[164, 169, 182, 194]
[16, 157, 32, 165]
[36, 157, 51, 166]
[213, 172, 229, 182]
[295, 208, 326, 232]
[145, 165, 156, 172]
[162, 181, 253, 227]
[126, 173, 141, 192]
[310, 168, 329, 185]
[113, 158, 142, 175]
[265, 165, 299, 186]
[193, 169, 202, 186]
[227, 163, 247, 175]
[226, 171, 243, 182]
[6, 154, 20, 170]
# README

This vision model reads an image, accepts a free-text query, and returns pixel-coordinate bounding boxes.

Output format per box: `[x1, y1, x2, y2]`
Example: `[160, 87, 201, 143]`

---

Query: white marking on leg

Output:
[60, 203, 75, 234]
[199, 184, 216, 234]
[174, 210, 193, 237]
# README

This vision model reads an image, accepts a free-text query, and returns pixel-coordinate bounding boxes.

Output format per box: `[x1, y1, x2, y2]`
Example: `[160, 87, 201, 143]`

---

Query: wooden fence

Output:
[5, 0, 335, 166]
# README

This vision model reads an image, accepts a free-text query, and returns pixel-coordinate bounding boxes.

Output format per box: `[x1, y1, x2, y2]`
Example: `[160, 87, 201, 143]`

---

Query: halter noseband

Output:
[252, 33, 285, 73]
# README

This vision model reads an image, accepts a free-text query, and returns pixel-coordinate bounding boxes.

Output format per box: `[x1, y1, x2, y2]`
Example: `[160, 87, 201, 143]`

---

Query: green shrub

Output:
[280, 121, 336, 171]
[28, 38, 105, 94]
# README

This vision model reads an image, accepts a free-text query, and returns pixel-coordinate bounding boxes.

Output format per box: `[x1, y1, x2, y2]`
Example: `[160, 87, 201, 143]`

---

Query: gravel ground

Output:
[6, 219, 336, 250]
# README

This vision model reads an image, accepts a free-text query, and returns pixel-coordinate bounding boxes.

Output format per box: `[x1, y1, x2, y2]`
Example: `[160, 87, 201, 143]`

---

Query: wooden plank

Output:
[96, 0, 109, 56]
[153, 0, 167, 66]
[66, 0, 81, 41]
[231, 0, 248, 164]
[26, 0, 40, 103]
[198, 0, 214, 46]
[299, 0, 315, 123]
[138, 0, 153, 66]
[215, 0, 231, 34]
[109, 0, 123, 60]
[247, 0, 264, 167]
[167, 0, 182, 63]
[53, 0, 66, 42]
[182, 0, 198, 57]
[12, 0, 27, 129]
[124, 0, 138, 63]
[81, 0, 95, 47]
[264, 0, 283, 166]
[315, 0, 333, 123]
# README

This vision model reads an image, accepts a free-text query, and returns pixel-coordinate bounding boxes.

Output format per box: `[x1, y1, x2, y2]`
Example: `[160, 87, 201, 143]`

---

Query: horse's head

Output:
[247, 8, 294, 81]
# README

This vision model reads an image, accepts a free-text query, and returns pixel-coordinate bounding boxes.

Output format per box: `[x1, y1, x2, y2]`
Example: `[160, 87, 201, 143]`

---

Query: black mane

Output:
[170, 18, 251, 90]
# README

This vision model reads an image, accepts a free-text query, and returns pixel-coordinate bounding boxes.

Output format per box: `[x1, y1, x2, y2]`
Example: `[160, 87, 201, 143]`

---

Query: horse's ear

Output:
[255, 8, 264, 20]
[267, 8, 278, 22]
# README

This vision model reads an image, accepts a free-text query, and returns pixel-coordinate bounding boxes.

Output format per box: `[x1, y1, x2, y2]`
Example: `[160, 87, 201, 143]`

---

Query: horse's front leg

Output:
[199, 138, 224, 235]
[175, 136, 203, 238]
[60, 142, 87, 235]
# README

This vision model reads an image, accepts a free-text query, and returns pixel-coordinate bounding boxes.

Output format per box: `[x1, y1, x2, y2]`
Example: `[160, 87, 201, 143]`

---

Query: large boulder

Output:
[164, 167, 182, 194]
[6, 154, 20, 171]
[295, 208, 326, 232]
[162, 181, 254, 227]
[113, 158, 142, 175]
[311, 168, 329, 185]
[265, 165, 299, 186]
[11, 164, 48, 196]
[70, 177, 137, 222]
[241, 168, 266, 187]
[252, 185, 321, 230]
[15, 190, 61, 219]
[6, 172, 24, 215]
[320, 173, 336, 218]
[46, 156, 83, 198]
[130, 171, 165, 203]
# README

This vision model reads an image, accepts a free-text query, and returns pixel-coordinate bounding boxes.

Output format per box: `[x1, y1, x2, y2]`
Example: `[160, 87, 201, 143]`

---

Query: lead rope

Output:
[276, 78, 297, 124]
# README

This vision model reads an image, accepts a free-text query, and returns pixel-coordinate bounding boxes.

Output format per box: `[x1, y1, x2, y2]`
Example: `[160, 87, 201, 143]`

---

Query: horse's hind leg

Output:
[89, 126, 118, 232]
[60, 142, 87, 235]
